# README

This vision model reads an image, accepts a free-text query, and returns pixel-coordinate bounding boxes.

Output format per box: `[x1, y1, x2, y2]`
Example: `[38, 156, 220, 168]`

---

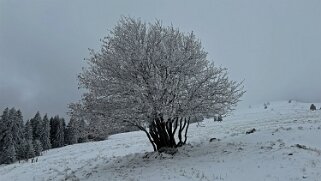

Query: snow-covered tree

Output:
[0, 108, 17, 164]
[77, 119, 87, 140]
[67, 118, 88, 143]
[16, 138, 27, 160]
[33, 139, 43, 156]
[24, 120, 33, 141]
[40, 114, 51, 150]
[1, 136, 16, 164]
[64, 127, 76, 145]
[0, 108, 9, 144]
[30, 112, 42, 141]
[22, 120, 36, 159]
[49, 117, 56, 147]
[70, 17, 244, 151]
[24, 140, 35, 159]
[64, 118, 78, 145]
[50, 116, 65, 148]
[11, 109, 26, 160]
[0, 108, 9, 139]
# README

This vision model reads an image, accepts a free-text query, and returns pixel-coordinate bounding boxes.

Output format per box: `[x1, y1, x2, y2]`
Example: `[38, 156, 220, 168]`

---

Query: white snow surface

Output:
[1, 101, 321, 181]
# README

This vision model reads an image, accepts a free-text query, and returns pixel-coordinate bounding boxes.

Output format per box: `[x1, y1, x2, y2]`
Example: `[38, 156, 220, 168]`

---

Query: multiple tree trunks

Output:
[134, 116, 190, 152]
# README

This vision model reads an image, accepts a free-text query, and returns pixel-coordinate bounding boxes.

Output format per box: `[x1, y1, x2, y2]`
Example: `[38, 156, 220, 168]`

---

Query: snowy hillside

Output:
[1, 101, 321, 181]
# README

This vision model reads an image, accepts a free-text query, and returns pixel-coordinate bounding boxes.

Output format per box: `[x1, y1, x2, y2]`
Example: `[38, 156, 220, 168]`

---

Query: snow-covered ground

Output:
[1, 101, 321, 181]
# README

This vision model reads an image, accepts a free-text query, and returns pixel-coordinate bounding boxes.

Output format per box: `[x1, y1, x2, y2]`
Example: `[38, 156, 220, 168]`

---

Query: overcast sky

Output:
[1, 0, 321, 119]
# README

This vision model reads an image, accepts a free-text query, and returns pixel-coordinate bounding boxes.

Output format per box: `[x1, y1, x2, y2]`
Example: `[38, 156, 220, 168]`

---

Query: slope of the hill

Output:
[0, 101, 321, 181]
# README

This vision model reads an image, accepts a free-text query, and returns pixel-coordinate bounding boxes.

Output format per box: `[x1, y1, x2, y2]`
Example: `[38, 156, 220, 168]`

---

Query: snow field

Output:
[0, 101, 321, 181]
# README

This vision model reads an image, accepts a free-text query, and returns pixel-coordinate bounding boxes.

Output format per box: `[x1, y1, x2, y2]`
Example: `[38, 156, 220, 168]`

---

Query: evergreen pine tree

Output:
[30, 112, 42, 141]
[50, 116, 57, 148]
[23, 120, 36, 159]
[40, 114, 51, 150]
[57, 117, 65, 147]
[0, 108, 9, 157]
[24, 120, 33, 141]
[1, 135, 17, 164]
[25, 140, 35, 159]
[64, 118, 78, 145]
[11, 109, 26, 160]
[50, 116, 65, 148]
[50, 117, 56, 147]
[33, 139, 43, 156]
[30, 112, 44, 157]
[18, 139, 28, 160]
[0, 108, 9, 141]
[0, 108, 17, 164]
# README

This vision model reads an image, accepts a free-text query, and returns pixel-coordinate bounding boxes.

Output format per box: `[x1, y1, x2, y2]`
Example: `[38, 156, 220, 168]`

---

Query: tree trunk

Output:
[129, 116, 191, 152]
[148, 116, 190, 151]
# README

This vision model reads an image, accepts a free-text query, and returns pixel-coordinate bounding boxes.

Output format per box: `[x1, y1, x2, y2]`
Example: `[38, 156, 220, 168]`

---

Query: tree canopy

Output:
[70, 17, 244, 151]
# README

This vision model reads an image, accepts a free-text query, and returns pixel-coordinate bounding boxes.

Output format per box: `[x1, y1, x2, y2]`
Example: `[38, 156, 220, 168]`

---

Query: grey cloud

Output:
[1, 0, 321, 119]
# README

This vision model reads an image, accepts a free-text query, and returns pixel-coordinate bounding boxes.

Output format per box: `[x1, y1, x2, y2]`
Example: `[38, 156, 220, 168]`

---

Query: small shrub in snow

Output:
[213, 115, 223, 122]
[209, 138, 221, 142]
[246, 128, 256, 134]
[264, 103, 268, 109]
[217, 115, 223, 122]
[310, 104, 316, 111]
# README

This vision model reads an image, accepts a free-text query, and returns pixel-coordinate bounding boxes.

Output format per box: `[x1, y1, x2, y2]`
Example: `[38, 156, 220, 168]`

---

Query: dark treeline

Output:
[0, 107, 88, 165]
